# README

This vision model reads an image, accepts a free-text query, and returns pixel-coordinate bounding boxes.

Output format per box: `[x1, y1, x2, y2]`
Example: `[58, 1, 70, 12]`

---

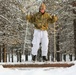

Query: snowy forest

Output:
[0, 0, 76, 62]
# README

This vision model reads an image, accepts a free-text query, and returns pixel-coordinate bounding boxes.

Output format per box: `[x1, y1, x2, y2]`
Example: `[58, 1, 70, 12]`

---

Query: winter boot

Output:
[32, 55, 36, 62]
[42, 56, 47, 62]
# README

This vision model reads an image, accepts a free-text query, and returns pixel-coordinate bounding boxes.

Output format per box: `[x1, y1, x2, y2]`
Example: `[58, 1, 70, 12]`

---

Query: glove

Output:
[52, 15, 58, 22]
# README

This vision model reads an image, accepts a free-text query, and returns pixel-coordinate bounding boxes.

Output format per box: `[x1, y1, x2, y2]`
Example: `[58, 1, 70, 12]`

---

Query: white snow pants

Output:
[32, 29, 49, 56]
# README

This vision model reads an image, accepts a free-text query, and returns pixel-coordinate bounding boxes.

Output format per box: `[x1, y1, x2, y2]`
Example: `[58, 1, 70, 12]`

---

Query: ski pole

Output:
[54, 21, 56, 62]
[53, 6, 57, 62]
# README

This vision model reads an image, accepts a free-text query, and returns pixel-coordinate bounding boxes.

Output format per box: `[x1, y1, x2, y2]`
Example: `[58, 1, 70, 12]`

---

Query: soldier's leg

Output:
[31, 29, 41, 61]
[41, 31, 49, 61]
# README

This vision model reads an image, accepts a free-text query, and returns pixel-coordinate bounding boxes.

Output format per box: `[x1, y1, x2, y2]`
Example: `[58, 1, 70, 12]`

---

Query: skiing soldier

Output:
[26, 3, 58, 62]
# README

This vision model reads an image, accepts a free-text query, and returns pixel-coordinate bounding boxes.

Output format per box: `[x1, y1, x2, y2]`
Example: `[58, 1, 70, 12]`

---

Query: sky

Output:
[0, 61, 76, 75]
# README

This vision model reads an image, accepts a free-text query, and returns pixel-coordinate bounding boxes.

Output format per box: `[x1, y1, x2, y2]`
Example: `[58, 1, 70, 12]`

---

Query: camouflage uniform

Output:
[26, 12, 57, 30]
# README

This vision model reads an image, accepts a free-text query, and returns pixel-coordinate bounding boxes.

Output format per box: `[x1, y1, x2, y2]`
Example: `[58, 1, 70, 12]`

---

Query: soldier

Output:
[26, 3, 58, 62]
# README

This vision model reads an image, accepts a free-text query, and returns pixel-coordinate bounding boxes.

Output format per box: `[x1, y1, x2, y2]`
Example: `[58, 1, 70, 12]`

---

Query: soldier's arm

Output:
[51, 15, 58, 23]
[47, 14, 58, 23]
[26, 13, 35, 23]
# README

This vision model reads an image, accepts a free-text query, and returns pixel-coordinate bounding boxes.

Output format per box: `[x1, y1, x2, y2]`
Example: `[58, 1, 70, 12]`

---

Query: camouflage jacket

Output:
[26, 12, 58, 30]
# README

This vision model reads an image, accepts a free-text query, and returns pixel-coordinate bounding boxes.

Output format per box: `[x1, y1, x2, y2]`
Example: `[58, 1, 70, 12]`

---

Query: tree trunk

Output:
[72, 1, 76, 60]
[56, 33, 60, 61]
[37, 44, 42, 62]
[3, 44, 7, 62]
[73, 19, 76, 60]
[0, 45, 1, 62]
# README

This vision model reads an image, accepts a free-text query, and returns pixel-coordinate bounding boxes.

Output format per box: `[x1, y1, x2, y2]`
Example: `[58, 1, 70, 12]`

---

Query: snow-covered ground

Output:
[0, 61, 76, 75]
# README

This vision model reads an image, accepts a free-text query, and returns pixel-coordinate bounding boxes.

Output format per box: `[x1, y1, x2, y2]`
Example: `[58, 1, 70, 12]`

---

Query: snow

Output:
[0, 61, 76, 75]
